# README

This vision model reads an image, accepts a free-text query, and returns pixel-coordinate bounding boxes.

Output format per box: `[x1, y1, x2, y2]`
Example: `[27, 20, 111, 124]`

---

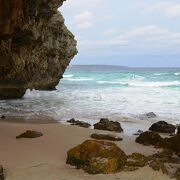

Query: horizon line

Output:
[70, 64, 180, 68]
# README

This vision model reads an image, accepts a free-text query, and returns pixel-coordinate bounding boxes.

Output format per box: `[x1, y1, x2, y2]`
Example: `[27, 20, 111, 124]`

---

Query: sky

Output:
[60, 0, 180, 67]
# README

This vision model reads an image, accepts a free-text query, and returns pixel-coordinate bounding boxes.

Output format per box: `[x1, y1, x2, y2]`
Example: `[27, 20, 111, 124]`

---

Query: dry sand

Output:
[0, 120, 174, 180]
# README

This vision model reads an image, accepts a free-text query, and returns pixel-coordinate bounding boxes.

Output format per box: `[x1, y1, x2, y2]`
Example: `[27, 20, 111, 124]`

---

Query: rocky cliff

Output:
[0, 0, 77, 99]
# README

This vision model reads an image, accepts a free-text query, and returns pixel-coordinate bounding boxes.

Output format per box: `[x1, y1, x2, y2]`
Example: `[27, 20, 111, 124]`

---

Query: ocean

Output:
[0, 65, 180, 125]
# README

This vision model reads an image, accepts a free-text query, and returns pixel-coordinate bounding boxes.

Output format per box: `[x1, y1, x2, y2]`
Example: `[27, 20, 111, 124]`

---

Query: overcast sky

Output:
[60, 0, 180, 67]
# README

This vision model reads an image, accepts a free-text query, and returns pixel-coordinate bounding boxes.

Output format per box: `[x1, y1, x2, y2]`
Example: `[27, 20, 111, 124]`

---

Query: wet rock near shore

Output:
[135, 131, 163, 146]
[0, 115, 5, 119]
[94, 118, 123, 132]
[145, 112, 157, 118]
[90, 133, 123, 141]
[133, 130, 143, 136]
[16, 130, 43, 139]
[0, 165, 4, 180]
[67, 118, 91, 128]
[139, 112, 157, 120]
[149, 121, 176, 133]
[66, 140, 127, 174]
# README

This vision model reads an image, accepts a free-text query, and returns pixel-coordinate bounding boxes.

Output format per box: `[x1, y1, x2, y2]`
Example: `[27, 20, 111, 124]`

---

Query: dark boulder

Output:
[0, 165, 4, 180]
[94, 118, 123, 132]
[162, 134, 180, 156]
[0, 115, 5, 119]
[90, 133, 122, 141]
[149, 121, 176, 133]
[66, 140, 127, 174]
[16, 130, 43, 139]
[177, 126, 180, 135]
[67, 118, 91, 128]
[67, 118, 76, 123]
[135, 131, 163, 146]
[136, 131, 180, 158]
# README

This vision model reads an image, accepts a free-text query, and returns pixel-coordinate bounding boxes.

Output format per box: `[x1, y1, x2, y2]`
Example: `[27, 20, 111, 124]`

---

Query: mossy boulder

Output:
[135, 131, 163, 146]
[16, 130, 43, 139]
[126, 153, 147, 167]
[148, 160, 168, 174]
[94, 118, 123, 132]
[149, 121, 176, 133]
[66, 140, 127, 174]
[90, 133, 122, 141]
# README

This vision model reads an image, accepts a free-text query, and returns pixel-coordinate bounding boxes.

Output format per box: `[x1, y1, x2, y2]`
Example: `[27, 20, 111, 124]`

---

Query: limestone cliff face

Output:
[0, 0, 77, 99]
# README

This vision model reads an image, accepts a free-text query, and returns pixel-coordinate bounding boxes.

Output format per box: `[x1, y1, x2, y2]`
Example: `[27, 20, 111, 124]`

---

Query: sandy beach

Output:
[0, 118, 174, 180]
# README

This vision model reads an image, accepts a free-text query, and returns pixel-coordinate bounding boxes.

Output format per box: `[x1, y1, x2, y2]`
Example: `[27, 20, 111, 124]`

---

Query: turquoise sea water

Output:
[0, 65, 180, 124]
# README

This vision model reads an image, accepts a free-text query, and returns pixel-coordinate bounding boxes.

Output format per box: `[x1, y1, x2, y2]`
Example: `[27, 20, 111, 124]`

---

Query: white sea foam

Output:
[128, 81, 180, 87]
[174, 72, 180, 76]
[154, 73, 170, 76]
[1, 67, 180, 126]
[65, 78, 94, 81]
[97, 81, 128, 85]
[63, 74, 74, 78]
[97, 80, 180, 87]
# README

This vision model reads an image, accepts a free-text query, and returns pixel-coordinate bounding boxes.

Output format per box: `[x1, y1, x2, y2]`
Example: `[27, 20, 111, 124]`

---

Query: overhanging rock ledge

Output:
[0, 0, 77, 99]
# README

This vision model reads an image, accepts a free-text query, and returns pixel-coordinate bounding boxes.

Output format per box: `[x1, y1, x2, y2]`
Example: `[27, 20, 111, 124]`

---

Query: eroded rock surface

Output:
[94, 118, 123, 132]
[66, 140, 127, 174]
[90, 133, 123, 141]
[67, 118, 91, 128]
[16, 130, 43, 139]
[135, 131, 163, 146]
[145, 112, 157, 118]
[149, 121, 176, 133]
[136, 131, 180, 157]
[0, 0, 77, 99]
[67, 139, 180, 178]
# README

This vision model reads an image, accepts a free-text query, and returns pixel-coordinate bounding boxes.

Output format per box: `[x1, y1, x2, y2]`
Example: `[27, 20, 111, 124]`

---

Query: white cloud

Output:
[118, 25, 168, 39]
[146, 2, 180, 17]
[74, 11, 94, 29]
[78, 25, 180, 55]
